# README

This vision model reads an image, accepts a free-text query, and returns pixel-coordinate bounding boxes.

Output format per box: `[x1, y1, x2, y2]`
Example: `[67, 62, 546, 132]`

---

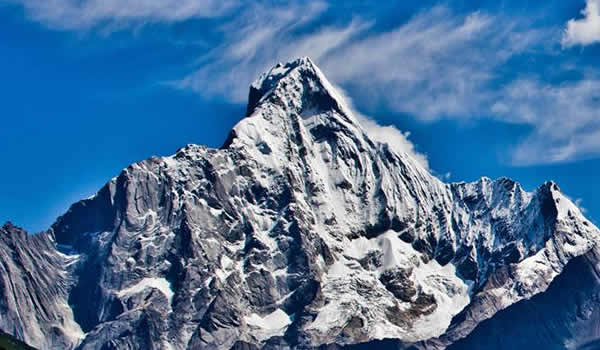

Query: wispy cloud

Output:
[562, 0, 600, 47]
[320, 7, 545, 121]
[493, 77, 600, 165]
[178, 5, 546, 119]
[575, 198, 588, 214]
[8, 0, 238, 30]
[11, 0, 600, 166]
[177, 1, 367, 102]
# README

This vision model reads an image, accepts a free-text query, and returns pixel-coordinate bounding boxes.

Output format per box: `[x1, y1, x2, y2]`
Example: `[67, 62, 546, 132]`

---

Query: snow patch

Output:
[246, 309, 291, 330]
[57, 302, 86, 344]
[117, 277, 174, 304]
[245, 309, 292, 341]
[312, 231, 471, 342]
[162, 156, 178, 168]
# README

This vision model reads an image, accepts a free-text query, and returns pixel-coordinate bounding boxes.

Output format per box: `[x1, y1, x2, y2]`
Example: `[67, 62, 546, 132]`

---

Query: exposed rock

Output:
[379, 268, 417, 302]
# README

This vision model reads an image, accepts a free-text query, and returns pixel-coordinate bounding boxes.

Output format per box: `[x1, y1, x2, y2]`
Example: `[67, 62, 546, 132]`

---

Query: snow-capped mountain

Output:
[1, 57, 600, 350]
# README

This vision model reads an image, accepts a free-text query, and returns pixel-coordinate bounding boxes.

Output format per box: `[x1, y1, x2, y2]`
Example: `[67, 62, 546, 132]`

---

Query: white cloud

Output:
[562, 0, 600, 47]
[360, 117, 430, 170]
[333, 86, 430, 170]
[493, 77, 600, 165]
[575, 198, 588, 214]
[9, 0, 238, 30]
[321, 7, 546, 121]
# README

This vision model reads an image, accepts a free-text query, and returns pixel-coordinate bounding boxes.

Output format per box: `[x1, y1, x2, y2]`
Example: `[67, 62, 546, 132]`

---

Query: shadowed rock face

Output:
[1, 58, 600, 350]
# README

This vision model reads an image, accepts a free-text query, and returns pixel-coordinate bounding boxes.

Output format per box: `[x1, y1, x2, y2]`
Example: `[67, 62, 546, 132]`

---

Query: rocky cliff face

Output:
[0, 223, 82, 349]
[1, 57, 600, 350]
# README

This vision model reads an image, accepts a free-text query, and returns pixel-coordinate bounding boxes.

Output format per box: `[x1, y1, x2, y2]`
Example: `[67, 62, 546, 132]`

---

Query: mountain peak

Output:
[225, 57, 366, 154]
[247, 57, 316, 109]
[245, 57, 350, 118]
[1, 222, 26, 239]
[250, 57, 316, 91]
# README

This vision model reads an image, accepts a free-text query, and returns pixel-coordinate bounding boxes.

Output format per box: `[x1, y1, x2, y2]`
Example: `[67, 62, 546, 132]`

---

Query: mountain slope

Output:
[1, 57, 599, 350]
[446, 245, 600, 350]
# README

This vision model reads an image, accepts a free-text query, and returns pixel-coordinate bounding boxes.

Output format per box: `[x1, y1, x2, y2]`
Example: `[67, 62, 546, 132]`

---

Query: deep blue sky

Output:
[2, 0, 600, 232]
